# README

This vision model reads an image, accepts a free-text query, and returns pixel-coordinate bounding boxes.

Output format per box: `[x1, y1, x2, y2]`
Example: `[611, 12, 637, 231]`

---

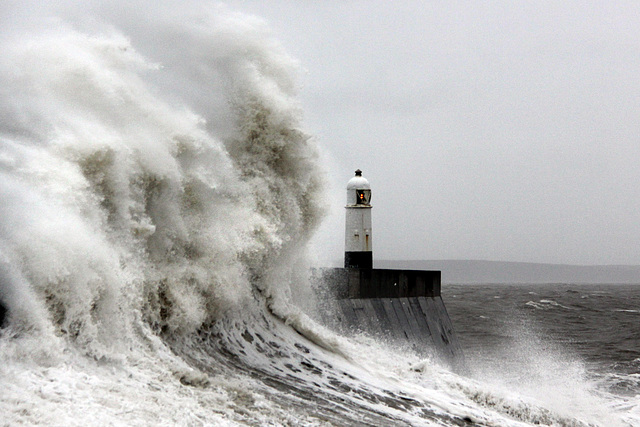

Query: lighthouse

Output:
[313, 169, 462, 367]
[344, 169, 373, 269]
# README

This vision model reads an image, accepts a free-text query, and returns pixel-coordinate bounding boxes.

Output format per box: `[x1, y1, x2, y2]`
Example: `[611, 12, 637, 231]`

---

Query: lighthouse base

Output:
[344, 251, 372, 269]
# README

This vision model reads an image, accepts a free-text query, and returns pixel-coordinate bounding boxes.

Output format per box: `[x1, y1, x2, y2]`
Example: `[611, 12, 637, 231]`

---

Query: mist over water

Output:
[1, 4, 638, 426]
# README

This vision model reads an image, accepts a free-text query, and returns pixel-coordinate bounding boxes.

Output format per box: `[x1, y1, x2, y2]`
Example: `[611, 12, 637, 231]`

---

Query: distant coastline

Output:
[375, 260, 640, 284]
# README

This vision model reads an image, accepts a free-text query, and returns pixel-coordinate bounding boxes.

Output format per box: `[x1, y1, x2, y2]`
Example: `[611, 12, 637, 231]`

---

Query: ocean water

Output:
[1, 4, 639, 426]
[445, 284, 640, 424]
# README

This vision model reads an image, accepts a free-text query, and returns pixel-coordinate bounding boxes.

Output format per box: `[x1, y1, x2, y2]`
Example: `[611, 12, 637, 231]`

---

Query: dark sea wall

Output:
[319, 268, 441, 299]
[336, 296, 462, 366]
[314, 268, 463, 368]
[376, 260, 640, 284]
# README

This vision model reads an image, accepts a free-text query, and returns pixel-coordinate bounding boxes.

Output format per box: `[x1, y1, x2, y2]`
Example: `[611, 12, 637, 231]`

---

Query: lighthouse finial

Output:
[355, 169, 362, 177]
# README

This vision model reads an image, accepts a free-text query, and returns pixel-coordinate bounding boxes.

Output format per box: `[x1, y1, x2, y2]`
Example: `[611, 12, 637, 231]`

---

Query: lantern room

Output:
[346, 169, 371, 206]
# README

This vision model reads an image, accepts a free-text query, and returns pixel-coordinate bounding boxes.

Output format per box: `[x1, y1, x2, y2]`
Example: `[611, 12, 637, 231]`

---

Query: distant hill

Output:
[375, 260, 640, 284]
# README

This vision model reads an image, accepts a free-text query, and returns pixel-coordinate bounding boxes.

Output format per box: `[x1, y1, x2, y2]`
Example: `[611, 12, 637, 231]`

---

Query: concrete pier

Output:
[317, 268, 463, 367]
[321, 268, 441, 299]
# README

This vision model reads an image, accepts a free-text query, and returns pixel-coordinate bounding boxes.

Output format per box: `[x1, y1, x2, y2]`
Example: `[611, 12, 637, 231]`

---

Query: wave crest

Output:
[0, 12, 324, 358]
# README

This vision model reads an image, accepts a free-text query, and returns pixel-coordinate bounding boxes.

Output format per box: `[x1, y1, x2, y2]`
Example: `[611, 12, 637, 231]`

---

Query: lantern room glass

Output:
[356, 189, 371, 205]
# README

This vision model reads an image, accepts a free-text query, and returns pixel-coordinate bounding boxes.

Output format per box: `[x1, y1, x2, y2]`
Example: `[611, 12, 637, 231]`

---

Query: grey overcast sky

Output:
[221, 1, 640, 266]
[5, 1, 640, 266]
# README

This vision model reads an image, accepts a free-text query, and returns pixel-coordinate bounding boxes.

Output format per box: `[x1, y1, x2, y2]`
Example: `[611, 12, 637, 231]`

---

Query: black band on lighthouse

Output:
[344, 251, 373, 269]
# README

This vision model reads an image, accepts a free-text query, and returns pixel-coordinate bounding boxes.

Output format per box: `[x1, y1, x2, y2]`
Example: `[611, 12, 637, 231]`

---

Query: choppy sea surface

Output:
[445, 283, 640, 420]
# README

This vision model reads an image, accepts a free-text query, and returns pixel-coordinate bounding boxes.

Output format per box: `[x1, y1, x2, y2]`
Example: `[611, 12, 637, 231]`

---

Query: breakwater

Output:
[317, 268, 463, 367]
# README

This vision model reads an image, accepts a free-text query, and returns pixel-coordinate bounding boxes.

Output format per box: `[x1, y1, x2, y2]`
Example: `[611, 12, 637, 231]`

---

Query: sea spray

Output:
[0, 9, 333, 424]
[0, 3, 325, 347]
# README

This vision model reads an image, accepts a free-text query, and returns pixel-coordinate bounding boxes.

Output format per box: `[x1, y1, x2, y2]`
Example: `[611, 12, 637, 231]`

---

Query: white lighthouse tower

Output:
[345, 169, 373, 269]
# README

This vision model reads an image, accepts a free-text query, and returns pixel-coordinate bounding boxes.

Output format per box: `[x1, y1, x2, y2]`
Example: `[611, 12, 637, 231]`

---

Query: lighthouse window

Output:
[356, 190, 371, 205]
